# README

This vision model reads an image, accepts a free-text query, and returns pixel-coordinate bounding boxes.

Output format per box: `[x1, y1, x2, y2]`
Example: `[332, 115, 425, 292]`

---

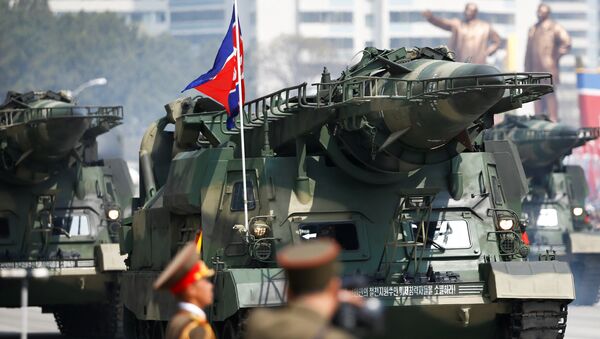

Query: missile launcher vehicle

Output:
[120, 47, 574, 338]
[0, 91, 134, 338]
[486, 114, 600, 305]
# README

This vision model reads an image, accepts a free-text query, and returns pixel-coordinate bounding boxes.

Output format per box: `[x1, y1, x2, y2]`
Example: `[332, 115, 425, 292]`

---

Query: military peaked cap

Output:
[153, 242, 214, 294]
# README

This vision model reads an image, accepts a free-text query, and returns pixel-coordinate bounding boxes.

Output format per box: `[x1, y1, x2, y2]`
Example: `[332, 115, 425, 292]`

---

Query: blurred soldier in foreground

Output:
[245, 239, 358, 339]
[524, 3, 571, 121]
[422, 3, 501, 64]
[154, 243, 216, 339]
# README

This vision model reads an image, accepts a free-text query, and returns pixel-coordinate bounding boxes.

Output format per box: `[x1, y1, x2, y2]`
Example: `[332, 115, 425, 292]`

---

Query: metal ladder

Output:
[381, 195, 435, 282]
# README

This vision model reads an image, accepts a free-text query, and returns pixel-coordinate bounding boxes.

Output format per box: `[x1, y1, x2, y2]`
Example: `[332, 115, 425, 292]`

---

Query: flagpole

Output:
[233, 0, 249, 232]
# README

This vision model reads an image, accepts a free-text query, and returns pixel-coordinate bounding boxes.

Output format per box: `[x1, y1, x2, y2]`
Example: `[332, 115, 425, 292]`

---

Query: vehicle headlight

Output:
[107, 209, 120, 220]
[251, 221, 270, 238]
[498, 218, 514, 230]
[572, 207, 584, 216]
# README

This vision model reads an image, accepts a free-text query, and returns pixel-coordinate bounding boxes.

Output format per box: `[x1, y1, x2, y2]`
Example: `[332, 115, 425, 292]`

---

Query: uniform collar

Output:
[178, 302, 206, 320]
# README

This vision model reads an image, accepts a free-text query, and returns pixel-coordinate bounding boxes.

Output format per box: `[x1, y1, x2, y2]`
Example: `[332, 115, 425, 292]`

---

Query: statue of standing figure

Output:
[422, 3, 501, 64]
[524, 3, 571, 121]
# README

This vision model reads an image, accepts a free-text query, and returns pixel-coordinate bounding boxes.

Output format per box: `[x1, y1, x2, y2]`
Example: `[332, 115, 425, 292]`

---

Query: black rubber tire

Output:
[506, 301, 568, 339]
[122, 306, 168, 339]
[220, 311, 247, 339]
[53, 284, 124, 338]
[122, 306, 139, 339]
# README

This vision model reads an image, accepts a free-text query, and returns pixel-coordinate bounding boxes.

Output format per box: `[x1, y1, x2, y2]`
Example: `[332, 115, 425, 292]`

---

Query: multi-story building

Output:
[47, 0, 594, 122]
[48, 0, 170, 36]
[235, 0, 537, 96]
[168, 0, 228, 44]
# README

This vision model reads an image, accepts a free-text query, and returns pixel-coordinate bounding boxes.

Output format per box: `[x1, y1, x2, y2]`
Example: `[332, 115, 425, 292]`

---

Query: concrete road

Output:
[565, 306, 600, 339]
[0, 308, 59, 338]
[0, 306, 599, 338]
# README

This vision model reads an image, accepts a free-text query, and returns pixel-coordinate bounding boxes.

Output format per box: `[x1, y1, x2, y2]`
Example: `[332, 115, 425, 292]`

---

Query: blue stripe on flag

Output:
[577, 72, 600, 90]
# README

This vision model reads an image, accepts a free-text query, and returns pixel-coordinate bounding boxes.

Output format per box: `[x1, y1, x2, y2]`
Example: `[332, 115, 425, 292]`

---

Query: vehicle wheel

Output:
[149, 320, 167, 339]
[221, 311, 247, 339]
[123, 306, 139, 339]
[505, 301, 568, 339]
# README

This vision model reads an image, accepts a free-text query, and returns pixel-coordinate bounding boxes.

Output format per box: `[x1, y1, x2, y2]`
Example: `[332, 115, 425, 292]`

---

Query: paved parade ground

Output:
[0, 305, 599, 338]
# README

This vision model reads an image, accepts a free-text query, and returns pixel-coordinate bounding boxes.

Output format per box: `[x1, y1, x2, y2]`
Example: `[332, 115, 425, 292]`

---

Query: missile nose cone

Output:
[545, 124, 579, 153]
[447, 63, 504, 116]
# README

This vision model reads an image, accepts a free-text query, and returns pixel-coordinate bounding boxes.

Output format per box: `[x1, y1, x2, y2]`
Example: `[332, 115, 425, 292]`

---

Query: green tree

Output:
[0, 0, 219, 160]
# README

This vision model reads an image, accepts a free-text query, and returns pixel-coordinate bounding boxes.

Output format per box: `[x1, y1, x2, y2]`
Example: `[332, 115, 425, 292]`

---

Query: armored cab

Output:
[120, 47, 574, 338]
[0, 91, 134, 337]
[487, 114, 600, 305]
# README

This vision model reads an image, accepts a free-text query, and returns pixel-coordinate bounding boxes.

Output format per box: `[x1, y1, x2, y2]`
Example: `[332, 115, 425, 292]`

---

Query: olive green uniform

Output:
[165, 311, 215, 339]
[245, 302, 355, 339]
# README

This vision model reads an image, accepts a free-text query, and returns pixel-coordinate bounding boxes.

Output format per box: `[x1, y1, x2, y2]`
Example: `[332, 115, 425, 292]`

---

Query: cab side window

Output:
[230, 180, 256, 211]
[0, 218, 9, 238]
[298, 222, 359, 251]
[52, 215, 91, 237]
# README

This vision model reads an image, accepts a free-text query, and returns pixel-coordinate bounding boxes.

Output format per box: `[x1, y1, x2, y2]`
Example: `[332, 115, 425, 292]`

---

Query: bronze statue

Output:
[422, 3, 501, 64]
[524, 3, 571, 121]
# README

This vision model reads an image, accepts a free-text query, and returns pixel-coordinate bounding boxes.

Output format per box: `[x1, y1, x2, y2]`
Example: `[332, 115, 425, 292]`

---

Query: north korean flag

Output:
[182, 5, 244, 130]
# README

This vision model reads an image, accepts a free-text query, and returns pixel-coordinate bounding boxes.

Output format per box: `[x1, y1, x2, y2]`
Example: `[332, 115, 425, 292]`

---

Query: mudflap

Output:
[482, 261, 575, 301]
[120, 271, 177, 321]
[210, 268, 287, 322]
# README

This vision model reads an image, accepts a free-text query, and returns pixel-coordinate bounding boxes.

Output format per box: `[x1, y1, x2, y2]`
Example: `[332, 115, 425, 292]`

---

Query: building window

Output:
[365, 14, 374, 27]
[478, 13, 514, 25]
[131, 12, 144, 23]
[389, 11, 513, 25]
[300, 11, 353, 24]
[390, 37, 448, 49]
[156, 12, 166, 23]
[177, 34, 222, 44]
[569, 31, 587, 38]
[171, 10, 225, 23]
[389, 11, 425, 23]
[307, 37, 354, 49]
[548, 13, 587, 20]
[170, 0, 222, 5]
[544, 0, 586, 3]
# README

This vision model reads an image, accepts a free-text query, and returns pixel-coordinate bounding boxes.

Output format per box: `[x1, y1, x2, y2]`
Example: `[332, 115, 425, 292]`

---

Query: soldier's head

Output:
[153, 243, 215, 308]
[277, 239, 342, 300]
[464, 3, 478, 21]
[537, 4, 551, 22]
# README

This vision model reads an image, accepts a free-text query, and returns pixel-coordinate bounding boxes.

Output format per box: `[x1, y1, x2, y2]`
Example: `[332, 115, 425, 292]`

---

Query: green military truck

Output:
[487, 114, 600, 305]
[0, 91, 134, 337]
[120, 47, 575, 338]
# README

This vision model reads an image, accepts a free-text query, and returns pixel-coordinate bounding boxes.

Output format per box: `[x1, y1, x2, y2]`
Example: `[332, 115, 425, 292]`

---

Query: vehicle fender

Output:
[482, 261, 575, 301]
[570, 232, 600, 254]
[95, 244, 127, 271]
[212, 268, 287, 321]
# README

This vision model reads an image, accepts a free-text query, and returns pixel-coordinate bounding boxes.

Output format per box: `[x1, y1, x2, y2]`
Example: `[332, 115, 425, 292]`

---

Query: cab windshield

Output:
[52, 213, 91, 237]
